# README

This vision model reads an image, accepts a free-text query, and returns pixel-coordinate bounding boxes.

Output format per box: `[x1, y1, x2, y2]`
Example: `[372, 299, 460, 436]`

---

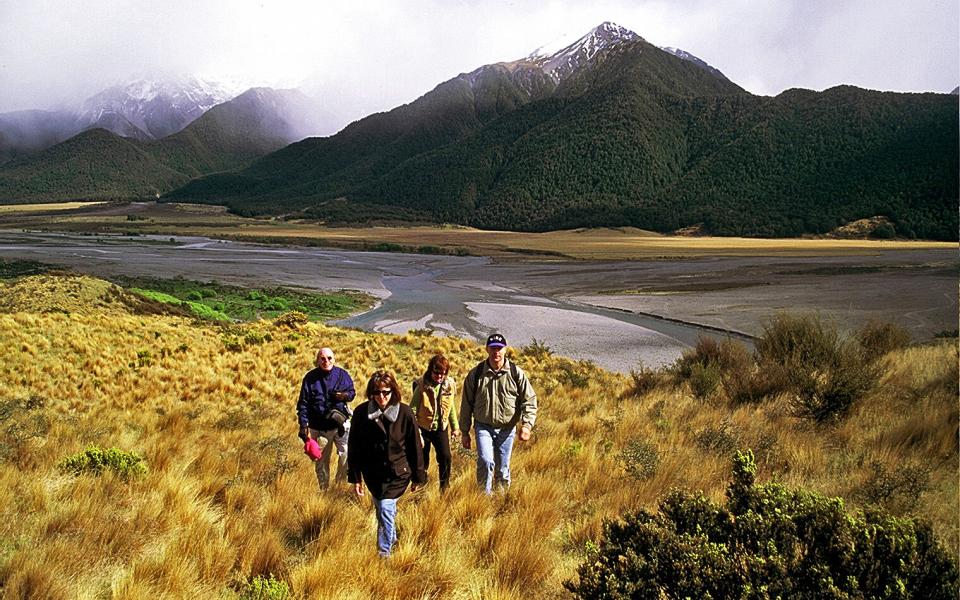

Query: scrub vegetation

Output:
[0, 273, 956, 598]
[118, 276, 372, 323]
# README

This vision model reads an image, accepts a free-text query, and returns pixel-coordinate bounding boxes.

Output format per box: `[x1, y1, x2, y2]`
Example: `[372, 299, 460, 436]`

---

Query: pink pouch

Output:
[304, 438, 323, 461]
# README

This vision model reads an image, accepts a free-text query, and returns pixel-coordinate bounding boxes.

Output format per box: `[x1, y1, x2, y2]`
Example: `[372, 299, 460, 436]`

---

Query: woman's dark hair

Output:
[423, 354, 450, 382]
[366, 370, 402, 405]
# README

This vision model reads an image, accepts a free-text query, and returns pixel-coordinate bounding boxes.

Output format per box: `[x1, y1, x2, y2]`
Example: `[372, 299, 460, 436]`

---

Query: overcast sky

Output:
[1, 0, 957, 130]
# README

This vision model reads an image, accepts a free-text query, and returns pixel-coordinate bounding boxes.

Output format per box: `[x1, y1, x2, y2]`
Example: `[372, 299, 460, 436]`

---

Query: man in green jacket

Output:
[460, 333, 538, 494]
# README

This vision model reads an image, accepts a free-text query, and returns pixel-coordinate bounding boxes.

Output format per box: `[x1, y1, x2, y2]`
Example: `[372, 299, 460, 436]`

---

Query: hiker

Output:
[348, 370, 426, 557]
[459, 333, 538, 493]
[296, 346, 355, 490]
[409, 354, 459, 491]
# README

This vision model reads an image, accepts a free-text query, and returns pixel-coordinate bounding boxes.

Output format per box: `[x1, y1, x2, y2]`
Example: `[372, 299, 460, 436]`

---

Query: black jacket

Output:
[347, 399, 427, 499]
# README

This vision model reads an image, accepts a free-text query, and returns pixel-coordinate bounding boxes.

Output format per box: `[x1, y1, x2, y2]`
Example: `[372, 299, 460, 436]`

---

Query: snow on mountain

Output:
[525, 21, 641, 83]
[74, 76, 240, 139]
[659, 46, 730, 81]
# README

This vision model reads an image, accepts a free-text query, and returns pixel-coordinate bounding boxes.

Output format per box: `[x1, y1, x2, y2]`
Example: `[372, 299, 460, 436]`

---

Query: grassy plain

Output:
[1, 201, 954, 260]
[0, 273, 956, 598]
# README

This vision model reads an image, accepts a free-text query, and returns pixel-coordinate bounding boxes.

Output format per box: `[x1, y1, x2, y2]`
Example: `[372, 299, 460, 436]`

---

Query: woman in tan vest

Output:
[409, 354, 459, 491]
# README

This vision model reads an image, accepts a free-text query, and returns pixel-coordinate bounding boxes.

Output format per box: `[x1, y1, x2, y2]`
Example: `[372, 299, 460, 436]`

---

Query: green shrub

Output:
[558, 361, 593, 389]
[240, 574, 290, 600]
[222, 335, 244, 352]
[59, 446, 147, 479]
[623, 363, 662, 398]
[244, 330, 270, 346]
[185, 301, 231, 321]
[566, 450, 959, 599]
[789, 341, 876, 422]
[756, 313, 839, 370]
[262, 298, 288, 311]
[273, 311, 308, 328]
[756, 314, 876, 422]
[688, 363, 722, 399]
[856, 320, 911, 362]
[521, 338, 552, 359]
[859, 460, 932, 513]
[694, 417, 741, 455]
[186, 290, 203, 301]
[617, 439, 660, 481]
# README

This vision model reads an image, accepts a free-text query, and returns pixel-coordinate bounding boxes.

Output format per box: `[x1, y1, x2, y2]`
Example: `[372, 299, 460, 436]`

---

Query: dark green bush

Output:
[59, 446, 147, 479]
[566, 450, 959, 599]
[616, 439, 660, 481]
[757, 314, 876, 422]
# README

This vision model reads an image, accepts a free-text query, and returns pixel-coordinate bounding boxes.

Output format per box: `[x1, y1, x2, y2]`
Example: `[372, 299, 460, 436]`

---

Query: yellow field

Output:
[0, 201, 107, 214]
[1, 201, 954, 260]
[1, 274, 956, 598]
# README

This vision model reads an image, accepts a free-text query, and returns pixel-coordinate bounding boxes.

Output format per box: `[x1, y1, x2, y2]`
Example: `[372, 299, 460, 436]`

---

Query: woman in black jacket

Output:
[347, 370, 427, 557]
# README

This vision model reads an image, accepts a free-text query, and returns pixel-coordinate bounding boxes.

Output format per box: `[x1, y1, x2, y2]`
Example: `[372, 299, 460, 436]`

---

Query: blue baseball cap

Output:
[486, 333, 507, 348]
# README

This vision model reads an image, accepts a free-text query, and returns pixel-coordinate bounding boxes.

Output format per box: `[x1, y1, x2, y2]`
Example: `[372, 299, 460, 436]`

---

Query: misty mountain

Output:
[0, 110, 77, 164]
[73, 76, 238, 139]
[0, 76, 239, 165]
[169, 22, 957, 240]
[0, 88, 323, 201]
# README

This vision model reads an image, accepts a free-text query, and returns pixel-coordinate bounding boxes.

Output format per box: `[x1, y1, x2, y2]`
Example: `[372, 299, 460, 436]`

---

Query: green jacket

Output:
[459, 358, 537, 431]
[409, 376, 458, 432]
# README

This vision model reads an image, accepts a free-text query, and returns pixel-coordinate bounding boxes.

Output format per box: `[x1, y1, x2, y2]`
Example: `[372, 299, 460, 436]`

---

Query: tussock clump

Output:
[0, 275, 139, 316]
[856, 319, 912, 362]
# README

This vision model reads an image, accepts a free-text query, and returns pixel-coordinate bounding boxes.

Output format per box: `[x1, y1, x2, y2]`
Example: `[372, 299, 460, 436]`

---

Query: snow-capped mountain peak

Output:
[525, 21, 641, 83]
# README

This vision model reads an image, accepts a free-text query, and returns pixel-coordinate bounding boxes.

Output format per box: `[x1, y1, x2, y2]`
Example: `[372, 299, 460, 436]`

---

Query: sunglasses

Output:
[372, 389, 392, 397]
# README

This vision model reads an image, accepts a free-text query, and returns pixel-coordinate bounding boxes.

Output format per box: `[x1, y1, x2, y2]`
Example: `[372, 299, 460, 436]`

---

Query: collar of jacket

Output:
[367, 399, 400, 423]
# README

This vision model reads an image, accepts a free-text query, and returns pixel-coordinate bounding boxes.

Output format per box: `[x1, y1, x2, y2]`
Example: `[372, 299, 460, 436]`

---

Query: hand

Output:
[461, 431, 471, 450]
[518, 425, 532, 442]
[354, 483, 364, 498]
[450, 429, 460, 439]
[298, 426, 310, 441]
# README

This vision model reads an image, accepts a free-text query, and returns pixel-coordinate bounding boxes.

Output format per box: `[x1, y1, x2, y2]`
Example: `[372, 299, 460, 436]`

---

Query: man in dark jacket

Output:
[296, 346, 355, 490]
[348, 370, 426, 557]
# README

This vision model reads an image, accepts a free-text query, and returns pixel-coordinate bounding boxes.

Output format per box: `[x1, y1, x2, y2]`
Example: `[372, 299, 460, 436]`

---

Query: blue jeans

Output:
[474, 423, 516, 494]
[372, 497, 398, 557]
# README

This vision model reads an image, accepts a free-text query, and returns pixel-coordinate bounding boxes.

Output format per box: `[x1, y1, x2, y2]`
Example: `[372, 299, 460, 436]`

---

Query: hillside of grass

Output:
[0, 274, 956, 598]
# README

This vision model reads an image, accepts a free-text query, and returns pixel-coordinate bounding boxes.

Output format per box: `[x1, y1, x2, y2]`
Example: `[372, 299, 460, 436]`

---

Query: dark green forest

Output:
[170, 39, 958, 240]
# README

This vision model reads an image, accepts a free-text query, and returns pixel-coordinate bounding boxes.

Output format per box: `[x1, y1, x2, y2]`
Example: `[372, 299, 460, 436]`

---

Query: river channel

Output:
[2, 231, 955, 373]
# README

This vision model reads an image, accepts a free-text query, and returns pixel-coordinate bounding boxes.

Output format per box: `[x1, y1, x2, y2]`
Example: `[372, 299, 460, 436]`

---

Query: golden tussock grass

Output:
[0, 274, 956, 598]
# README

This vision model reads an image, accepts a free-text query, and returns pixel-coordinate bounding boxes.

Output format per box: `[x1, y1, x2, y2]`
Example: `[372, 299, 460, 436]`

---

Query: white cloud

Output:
[0, 0, 956, 123]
